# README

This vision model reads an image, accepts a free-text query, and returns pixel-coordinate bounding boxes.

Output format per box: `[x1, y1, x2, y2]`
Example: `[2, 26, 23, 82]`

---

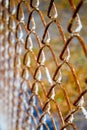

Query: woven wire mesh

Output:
[0, 0, 87, 130]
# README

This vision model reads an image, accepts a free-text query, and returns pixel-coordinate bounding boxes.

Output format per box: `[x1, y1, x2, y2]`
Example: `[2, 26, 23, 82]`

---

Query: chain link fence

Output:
[0, 0, 87, 130]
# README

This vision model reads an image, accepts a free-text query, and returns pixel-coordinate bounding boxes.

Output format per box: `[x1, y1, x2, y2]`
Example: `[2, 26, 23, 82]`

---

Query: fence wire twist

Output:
[0, 0, 87, 130]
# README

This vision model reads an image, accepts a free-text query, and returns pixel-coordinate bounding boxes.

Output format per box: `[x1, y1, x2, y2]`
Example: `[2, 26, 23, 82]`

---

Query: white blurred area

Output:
[0, 101, 8, 130]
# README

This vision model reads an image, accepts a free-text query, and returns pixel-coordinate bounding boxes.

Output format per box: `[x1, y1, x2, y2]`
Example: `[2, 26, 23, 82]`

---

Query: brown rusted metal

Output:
[0, 0, 87, 130]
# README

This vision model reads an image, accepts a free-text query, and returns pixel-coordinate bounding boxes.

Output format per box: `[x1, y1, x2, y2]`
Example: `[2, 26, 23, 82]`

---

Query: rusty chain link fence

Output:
[0, 0, 87, 130]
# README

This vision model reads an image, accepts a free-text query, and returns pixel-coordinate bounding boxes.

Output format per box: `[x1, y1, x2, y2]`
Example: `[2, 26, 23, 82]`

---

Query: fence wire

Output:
[0, 0, 87, 130]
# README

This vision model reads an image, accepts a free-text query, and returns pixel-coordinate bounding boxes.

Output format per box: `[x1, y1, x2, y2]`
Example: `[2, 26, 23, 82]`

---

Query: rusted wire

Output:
[0, 0, 87, 130]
